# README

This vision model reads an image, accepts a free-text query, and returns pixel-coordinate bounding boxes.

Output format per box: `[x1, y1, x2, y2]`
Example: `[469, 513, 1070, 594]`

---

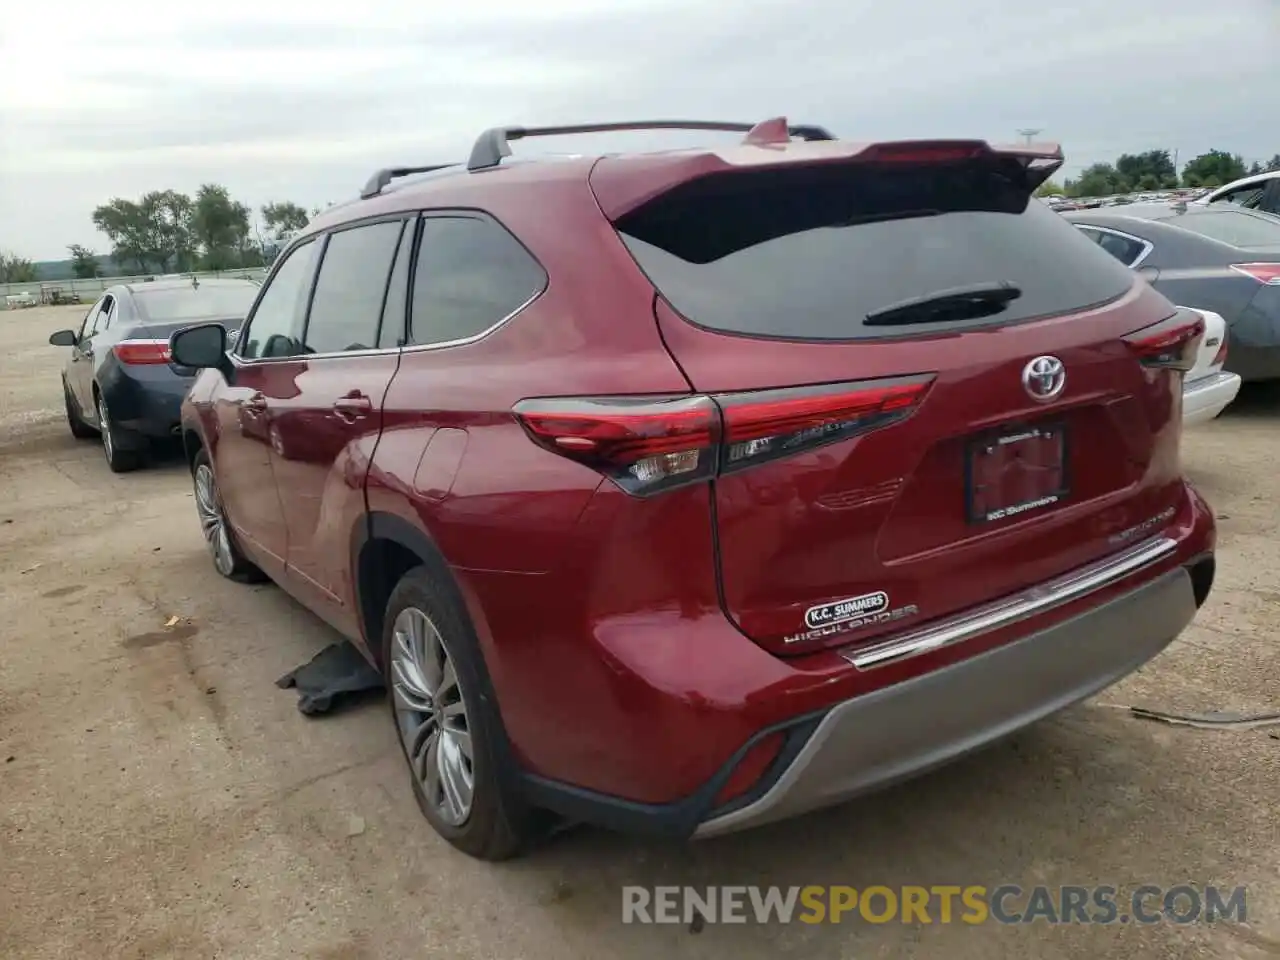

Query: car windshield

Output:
[1161, 210, 1280, 248]
[133, 284, 259, 323]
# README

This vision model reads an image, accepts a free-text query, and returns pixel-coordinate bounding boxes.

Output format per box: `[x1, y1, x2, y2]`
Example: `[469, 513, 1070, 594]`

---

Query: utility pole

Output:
[1017, 128, 1043, 145]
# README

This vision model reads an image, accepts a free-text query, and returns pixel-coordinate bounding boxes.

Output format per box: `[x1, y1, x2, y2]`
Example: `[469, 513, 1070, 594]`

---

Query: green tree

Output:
[1247, 161, 1264, 176]
[0, 251, 38, 283]
[192, 184, 252, 270]
[1035, 179, 1065, 197]
[1265, 154, 1280, 173]
[142, 189, 196, 272]
[67, 244, 99, 279]
[1066, 162, 1129, 198]
[1115, 150, 1176, 190]
[261, 201, 310, 242]
[92, 198, 152, 274]
[1181, 150, 1246, 188]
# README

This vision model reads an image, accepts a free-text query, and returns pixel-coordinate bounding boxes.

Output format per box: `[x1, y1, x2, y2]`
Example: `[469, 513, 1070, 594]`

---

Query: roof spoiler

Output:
[851, 140, 1065, 188]
[466, 117, 836, 171]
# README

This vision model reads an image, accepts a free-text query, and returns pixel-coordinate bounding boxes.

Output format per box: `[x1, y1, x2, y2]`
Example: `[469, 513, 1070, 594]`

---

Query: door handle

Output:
[332, 394, 373, 419]
[244, 393, 268, 413]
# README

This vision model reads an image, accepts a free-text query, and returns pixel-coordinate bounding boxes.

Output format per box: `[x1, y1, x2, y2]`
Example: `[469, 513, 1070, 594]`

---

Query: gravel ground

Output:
[1, 304, 1277, 960]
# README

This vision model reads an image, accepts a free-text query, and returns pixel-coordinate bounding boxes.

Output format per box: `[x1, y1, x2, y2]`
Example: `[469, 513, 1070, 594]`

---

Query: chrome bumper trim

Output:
[843, 535, 1178, 670]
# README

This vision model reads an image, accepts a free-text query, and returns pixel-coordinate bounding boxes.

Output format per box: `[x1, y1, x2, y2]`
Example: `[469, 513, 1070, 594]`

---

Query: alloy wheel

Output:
[390, 606, 475, 825]
[194, 463, 235, 576]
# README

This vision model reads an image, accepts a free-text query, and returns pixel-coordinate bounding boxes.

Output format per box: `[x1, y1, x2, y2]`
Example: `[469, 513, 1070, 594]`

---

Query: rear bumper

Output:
[1225, 343, 1280, 383]
[1182, 371, 1241, 426]
[100, 368, 192, 437]
[694, 558, 1197, 837]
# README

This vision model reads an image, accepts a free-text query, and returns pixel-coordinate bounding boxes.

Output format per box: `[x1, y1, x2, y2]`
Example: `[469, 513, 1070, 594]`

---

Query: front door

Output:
[68, 295, 113, 414]
[270, 218, 410, 637]
[209, 237, 323, 579]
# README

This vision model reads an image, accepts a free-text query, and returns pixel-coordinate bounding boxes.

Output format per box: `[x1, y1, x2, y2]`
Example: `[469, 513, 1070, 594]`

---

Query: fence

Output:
[2, 268, 269, 306]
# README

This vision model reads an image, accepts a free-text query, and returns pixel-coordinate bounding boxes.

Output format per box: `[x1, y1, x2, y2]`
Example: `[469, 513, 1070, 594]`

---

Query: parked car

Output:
[1195, 170, 1280, 215]
[47, 277, 260, 471]
[1066, 205, 1280, 381]
[1177, 307, 1241, 425]
[171, 119, 1216, 860]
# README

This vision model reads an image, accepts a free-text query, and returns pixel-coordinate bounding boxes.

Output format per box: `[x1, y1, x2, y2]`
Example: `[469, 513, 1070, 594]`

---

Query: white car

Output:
[1181, 307, 1241, 426]
[1193, 170, 1280, 214]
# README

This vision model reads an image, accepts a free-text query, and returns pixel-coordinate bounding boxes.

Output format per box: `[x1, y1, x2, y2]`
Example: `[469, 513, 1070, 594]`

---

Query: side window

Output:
[407, 216, 546, 347]
[377, 221, 417, 349]
[87, 295, 114, 336]
[1261, 181, 1280, 216]
[303, 220, 405, 354]
[1095, 231, 1148, 267]
[240, 240, 318, 359]
[1074, 226, 1104, 245]
[1211, 185, 1265, 209]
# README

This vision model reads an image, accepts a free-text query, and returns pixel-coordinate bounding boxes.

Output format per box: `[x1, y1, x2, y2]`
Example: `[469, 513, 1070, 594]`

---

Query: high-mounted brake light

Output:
[1122, 310, 1205, 373]
[513, 375, 935, 496]
[1229, 263, 1280, 285]
[112, 340, 172, 365]
[858, 142, 987, 165]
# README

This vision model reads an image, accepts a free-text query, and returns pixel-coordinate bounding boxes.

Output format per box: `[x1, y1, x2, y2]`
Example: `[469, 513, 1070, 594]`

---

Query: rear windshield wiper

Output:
[864, 281, 1023, 326]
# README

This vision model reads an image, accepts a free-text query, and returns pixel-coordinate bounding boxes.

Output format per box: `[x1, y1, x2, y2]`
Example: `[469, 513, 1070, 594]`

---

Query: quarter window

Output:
[239, 240, 319, 359]
[408, 216, 545, 347]
[1094, 231, 1148, 267]
[304, 220, 406, 354]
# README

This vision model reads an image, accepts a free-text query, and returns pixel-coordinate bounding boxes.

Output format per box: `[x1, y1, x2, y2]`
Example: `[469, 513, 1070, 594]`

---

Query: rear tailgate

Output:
[593, 142, 1201, 655]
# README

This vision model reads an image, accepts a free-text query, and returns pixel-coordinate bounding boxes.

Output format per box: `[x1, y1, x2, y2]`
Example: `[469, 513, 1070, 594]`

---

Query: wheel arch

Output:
[351, 512, 459, 672]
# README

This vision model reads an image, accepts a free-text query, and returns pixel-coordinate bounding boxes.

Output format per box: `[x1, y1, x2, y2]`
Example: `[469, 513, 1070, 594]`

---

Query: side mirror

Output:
[170, 323, 233, 380]
[48, 329, 78, 347]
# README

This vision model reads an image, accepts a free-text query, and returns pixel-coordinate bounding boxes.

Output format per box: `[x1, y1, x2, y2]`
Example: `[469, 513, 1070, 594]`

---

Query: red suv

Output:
[172, 118, 1216, 860]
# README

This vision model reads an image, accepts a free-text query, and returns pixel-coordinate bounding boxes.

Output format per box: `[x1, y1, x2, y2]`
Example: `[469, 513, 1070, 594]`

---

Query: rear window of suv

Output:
[614, 162, 1136, 340]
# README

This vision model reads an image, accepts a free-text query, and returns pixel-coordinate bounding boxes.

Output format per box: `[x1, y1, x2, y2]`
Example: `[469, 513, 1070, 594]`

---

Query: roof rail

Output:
[466, 118, 836, 172]
[360, 164, 460, 199]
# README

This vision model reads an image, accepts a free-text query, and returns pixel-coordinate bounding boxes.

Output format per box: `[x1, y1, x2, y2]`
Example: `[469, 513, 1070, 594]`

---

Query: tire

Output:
[191, 448, 268, 583]
[94, 390, 145, 473]
[63, 382, 98, 440]
[382, 565, 537, 860]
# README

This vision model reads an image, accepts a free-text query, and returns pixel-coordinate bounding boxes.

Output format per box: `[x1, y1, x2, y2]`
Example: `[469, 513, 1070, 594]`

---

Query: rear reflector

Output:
[712, 732, 785, 808]
[513, 375, 934, 496]
[112, 340, 172, 365]
[1122, 310, 1204, 372]
[1229, 263, 1280, 285]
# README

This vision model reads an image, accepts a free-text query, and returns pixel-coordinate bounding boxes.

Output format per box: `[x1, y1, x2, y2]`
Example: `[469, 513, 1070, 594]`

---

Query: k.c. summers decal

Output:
[786, 591, 919, 645]
[804, 591, 890, 629]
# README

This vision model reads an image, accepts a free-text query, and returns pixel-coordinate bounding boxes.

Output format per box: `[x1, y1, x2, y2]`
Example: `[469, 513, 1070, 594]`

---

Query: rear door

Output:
[597, 147, 1199, 654]
[270, 217, 409, 637]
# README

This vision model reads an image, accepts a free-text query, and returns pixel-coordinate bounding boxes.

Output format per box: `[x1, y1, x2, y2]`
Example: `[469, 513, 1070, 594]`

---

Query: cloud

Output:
[1, 0, 1276, 259]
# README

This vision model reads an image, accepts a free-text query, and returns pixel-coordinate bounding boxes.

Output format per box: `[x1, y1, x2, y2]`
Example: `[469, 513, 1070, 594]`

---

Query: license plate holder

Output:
[966, 422, 1069, 524]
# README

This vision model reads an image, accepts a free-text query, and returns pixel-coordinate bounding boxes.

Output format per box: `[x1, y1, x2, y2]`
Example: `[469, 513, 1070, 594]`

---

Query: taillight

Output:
[512, 395, 720, 496]
[1229, 263, 1280, 285]
[717, 376, 933, 474]
[513, 375, 934, 496]
[1122, 310, 1205, 372]
[1213, 331, 1229, 367]
[112, 340, 172, 365]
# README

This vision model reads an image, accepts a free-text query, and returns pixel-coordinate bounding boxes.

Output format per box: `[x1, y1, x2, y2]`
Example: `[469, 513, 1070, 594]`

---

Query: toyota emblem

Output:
[1022, 355, 1066, 402]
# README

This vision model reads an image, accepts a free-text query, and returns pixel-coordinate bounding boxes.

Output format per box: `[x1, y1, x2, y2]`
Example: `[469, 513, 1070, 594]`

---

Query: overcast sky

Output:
[1, 0, 1276, 260]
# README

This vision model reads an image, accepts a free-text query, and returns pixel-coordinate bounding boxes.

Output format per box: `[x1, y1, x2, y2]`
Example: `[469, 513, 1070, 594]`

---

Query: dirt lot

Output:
[1, 304, 1277, 960]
